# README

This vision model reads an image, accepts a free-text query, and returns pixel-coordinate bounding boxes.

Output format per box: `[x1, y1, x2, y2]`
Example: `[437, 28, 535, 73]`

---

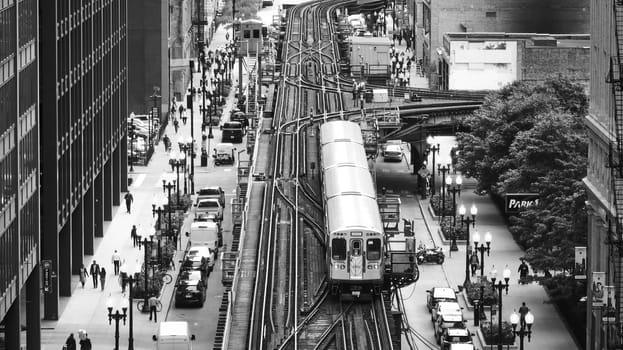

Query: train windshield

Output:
[332, 238, 346, 260]
[367, 239, 381, 260]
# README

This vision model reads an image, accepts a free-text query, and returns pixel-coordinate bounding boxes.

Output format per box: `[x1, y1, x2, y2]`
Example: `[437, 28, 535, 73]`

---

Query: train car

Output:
[238, 19, 263, 56]
[319, 120, 385, 297]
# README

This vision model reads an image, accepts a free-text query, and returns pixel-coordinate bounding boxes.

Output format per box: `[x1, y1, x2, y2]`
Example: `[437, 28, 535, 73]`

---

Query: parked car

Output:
[434, 315, 466, 344]
[174, 279, 206, 307]
[195, 198, 223, 221]
[196, 186, 226, 208]
[432, 301, 462, 323]
[180, 255, 210, 278]
[440, 328, 473, 350]
[193, 213, 223, 247]
[178, 269, 207, 289]
[383, 144, 403, 162]
[426, 287, 458, 312]
[187, 245, 217, 272]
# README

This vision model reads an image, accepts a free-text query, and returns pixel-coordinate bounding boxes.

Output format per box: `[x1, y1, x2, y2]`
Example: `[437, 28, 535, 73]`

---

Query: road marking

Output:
[224, 168, 232, 172]
[131, 174, 146, 188]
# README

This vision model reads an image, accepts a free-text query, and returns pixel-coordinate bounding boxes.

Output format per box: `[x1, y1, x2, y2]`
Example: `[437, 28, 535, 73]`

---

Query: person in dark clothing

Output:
[124, 192, 134, 214]
[99, 267, 107, 291]
[518, 302, 530, 328]
[518, 260, 529, 283]
[470, 252, 479, 276]
[131, 225, 138, 247]
[65, 333, 76, 350]
[162, 134, 171, 152]
[89, 261, 100, 289]
[173, 118, 179, 133]
[149, 296, 159, 322]
[79, 334, 92, 350]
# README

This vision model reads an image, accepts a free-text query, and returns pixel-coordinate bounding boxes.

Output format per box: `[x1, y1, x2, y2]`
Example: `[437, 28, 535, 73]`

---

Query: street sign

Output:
[504, 193, 539, 214]
[42, 260, 54, 294]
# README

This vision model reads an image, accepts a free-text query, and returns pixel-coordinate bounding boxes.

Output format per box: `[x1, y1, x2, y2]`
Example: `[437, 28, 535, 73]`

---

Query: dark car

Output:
[178, 269, 207, 289]
[440, 327, 473, 350]
[174, 279, 206, 307]
[426, 287, 458, 312]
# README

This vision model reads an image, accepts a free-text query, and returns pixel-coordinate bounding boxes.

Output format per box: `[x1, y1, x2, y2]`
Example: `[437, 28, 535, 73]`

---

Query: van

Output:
[221, 121, 245, 143]
[189, 221, 219, 253]
[152, 321, 196, 350]
[383, 144, 403, 162]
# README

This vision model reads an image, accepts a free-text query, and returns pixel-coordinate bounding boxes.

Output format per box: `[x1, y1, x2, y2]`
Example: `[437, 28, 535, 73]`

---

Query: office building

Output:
[0, 0, 41, 348]
[39, 0, 128, 321]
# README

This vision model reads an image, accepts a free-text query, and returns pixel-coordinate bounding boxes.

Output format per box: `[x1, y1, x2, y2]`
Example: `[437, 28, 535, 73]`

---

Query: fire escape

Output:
[607, 1, 623, 348]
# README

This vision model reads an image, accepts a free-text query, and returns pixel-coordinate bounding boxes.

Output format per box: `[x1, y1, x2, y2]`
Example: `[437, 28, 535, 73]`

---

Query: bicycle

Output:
[137, 298, 162, 313]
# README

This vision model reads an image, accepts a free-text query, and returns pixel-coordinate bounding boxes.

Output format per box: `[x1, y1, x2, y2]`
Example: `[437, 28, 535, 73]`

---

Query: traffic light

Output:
[128, 119, 136, 139]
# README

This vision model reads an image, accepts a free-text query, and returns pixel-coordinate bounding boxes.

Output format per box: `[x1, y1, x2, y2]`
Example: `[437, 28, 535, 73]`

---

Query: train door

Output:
[350, 239, 363, 280]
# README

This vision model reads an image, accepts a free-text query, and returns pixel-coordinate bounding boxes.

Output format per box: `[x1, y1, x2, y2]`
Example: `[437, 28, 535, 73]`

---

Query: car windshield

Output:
[198, 201, 219, 208]
[198, 188, 220, 196]
[182, 260, 203, 269]
[447, 335, 471, 343]
[178, 285, 199, 292]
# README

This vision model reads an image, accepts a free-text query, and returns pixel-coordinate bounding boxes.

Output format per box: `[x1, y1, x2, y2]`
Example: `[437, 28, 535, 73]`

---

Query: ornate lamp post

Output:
[437, 163, 450, 218]
[491, 265, 512, 350]
[459, 203, 478, 286]
[138, 233, 154, 312]
[128, 113, 136, 172]
[149, 88, 161, 151]
[162, 175, 176, 246]
[170, 152, 184, 204]
[473, 231, 492, 277]
[106, 296, 128, 350]
[426, 135, 440, 194]
[120, 265, 139, 350]
[446, 174, 463, 251]
[152, 200, 166, 264]
[206, 94, 213, 139]
[510, 309, 535, 350]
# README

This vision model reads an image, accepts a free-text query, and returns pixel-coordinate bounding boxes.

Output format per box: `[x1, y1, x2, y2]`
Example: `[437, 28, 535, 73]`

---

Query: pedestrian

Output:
[89, 260, 100, 289]
[124, 192, 134, 214]
[120, 269, 128, 293]
[79, 332, 92, 350]
[518, 302, 530, 328]
[148, 295, 159, 322]
[78, 264, 88, 288]
[99, 267, 106, 291]
[111, 250, 121, 275]
[352, 81, 358, 107]
[163, 134, 171, 152]
[64, 333, 76, 350]
[173, 118, 179, 133]
[518, 260, 529, 283]
[470, 252, 479, 276]
[131, 225, 138, 247]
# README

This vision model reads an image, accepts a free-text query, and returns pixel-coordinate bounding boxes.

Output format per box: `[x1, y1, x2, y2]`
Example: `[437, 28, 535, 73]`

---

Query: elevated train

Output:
[319, 120, 386, 297]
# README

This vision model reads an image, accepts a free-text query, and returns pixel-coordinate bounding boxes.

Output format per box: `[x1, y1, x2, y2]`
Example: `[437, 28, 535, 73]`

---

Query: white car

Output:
[187, 245, 216, 272]
[432, 301, 462, 323]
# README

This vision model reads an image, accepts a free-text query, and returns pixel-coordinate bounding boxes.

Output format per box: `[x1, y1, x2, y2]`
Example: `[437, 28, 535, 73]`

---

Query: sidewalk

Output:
[414, 176, 581, 350]
[40, 23, 244, 350]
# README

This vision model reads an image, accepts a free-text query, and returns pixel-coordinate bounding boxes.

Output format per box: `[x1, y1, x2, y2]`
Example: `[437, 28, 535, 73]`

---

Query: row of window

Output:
[17, 0, 36, 46]
[19, 191, 38, 265]
[0, 222, 19, 297]
[0, 79, 16, 136]
[19, 127, 37, 184]
[331, 238, 382, 261]
[0, 6, 16, 63]
[0, 149, 15, 213]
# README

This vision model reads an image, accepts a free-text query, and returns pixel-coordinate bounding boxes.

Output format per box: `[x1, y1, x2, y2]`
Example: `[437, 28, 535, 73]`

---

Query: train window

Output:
[367, 239, 381, 260]
[253, 29, 260, 38]
[352, 240, 361, 256]
[244, 30, 251, 39]
[332, 238, 346, 260]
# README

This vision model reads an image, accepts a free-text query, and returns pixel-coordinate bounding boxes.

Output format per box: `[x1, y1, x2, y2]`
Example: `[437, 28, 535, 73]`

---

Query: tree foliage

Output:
[219, 0, 261, 23]
[455, 77, 588, 274]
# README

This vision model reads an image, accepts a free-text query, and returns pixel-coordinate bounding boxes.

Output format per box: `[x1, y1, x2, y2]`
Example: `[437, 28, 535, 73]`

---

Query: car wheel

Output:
[437, 256, 445, 264]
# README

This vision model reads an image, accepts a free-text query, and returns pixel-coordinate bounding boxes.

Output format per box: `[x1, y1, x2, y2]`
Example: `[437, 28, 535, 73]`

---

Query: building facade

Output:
[438, 33, 590, 91]
[0, 0, 41, 348]
[418, 0, 589, 89]
[39, 0, 128, 321]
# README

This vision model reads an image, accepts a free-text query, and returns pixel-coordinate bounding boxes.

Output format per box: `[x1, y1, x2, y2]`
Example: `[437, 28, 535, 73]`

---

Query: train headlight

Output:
[367, 264, 379, 270]
[334, 263, 346, 270]
[340, 264, 346, 270]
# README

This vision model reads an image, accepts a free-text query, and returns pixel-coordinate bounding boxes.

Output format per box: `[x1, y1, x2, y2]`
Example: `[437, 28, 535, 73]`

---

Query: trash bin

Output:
[201, 151, 208, 167]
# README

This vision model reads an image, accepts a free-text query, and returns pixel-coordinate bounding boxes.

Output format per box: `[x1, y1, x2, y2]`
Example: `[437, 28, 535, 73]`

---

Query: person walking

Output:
[163, 134, 171, 152]
[99, 267, 107, 291]
[78, 264, 88, 288]
[131, 225, 138, 248]
[518, 259, 529, 283]
[120, 269, 128, 293]
[64, 333, 77, 350]
[111, 250, 121, 275]
[470, 252, 479, 276]
[173, 118, 179, 133]
[124, 192, 134, 214]
[518, 302, 530, 328]
[79, 333, 92, 350]
[89, 261, 100, 289]
[148, 295, 159, 322]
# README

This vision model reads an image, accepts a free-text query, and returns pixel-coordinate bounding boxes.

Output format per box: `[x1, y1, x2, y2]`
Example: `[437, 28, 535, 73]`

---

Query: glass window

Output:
[253, 29, 260, 38]
[243, 30, 250, 39]
[331, 238, 346, 260]
[352, 240, 361, 256]
[367, 239, 381, 260]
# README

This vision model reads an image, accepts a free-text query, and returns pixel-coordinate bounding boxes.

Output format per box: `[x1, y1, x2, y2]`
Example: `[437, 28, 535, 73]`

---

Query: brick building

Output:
[417, 0, 589, 89]
[39, 0, 128, 322]
[438, 32, 590, 91]
[0, 0, 41, 348]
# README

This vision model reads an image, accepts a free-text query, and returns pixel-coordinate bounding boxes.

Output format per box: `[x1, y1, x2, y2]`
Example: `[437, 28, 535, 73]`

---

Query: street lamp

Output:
[446, 175, 462, 227]
[106, 296, 128, 350]
[426, 135, 440, 194]
[152, 199, 166, 264]
[206, 91, 213, 139]
[120, 265, 139, 350]
[170, 152, 184, 204]
[162, 175, 176, 247]
[459, 203, 477, 286]
[473, 230, 492, 277]
[138, 233, 155, 313]
[491, 265, 512, 350]
[438, 163, 450, 218]
[188, 60, 196, 193]
[510, 309, 535, 350]
[149, 88, 161, 151]
[128, 113, 136, 172]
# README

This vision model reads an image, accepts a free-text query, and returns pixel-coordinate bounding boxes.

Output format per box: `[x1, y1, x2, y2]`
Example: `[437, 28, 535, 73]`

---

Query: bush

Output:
[165, 193, 192, 211]
[480, 321, 515, 345]
[464, 279, 497, 306]
[439, 216, 468, 241]
[132, 267, 164, 299]
[430, 194, 456, 217]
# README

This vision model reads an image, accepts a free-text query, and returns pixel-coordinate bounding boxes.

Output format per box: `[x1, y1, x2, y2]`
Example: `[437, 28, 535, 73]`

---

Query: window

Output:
[331, 238, 346, 260]
[253, 29, 260, 38]
[352, 240, 361, 256]
[243, 30, 250, 39]
[367, 239, 381, 260]
[486, 11, 496, 18]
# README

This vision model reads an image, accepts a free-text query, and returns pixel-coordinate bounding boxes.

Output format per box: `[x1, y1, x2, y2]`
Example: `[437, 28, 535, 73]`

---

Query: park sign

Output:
[505, 193, 540, 214]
